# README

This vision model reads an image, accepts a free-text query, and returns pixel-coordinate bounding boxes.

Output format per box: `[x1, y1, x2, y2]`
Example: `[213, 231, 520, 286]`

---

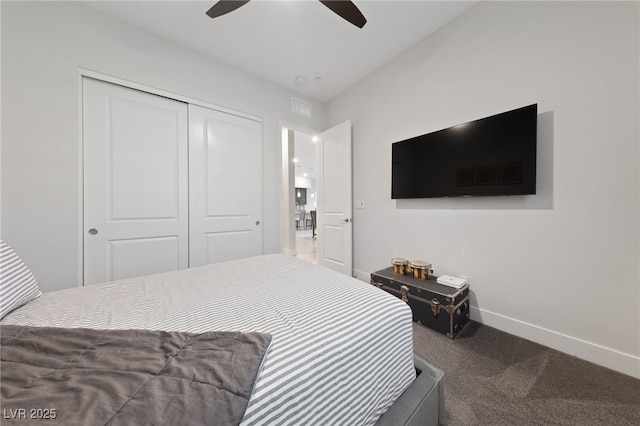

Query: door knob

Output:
[88, 228, 98, 235]
[342, 218, 352, 223]
[255, 220, 261, 226]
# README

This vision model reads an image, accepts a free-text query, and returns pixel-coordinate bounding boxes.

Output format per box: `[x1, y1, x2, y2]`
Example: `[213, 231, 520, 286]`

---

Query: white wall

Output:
[1, 1, 325, 292]
[327, 1, 640, 378]
[293, 130, 318, 211]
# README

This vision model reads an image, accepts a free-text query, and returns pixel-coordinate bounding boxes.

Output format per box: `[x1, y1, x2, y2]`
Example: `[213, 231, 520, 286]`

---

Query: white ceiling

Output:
[83, 0, 476, 103]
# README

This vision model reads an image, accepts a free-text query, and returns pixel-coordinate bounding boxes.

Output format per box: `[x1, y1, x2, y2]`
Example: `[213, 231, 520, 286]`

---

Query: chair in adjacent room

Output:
[309, 210, 317, 238]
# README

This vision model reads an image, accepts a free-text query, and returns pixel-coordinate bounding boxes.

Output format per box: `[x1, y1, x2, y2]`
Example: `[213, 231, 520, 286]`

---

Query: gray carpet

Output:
[412, 321, 640, 425]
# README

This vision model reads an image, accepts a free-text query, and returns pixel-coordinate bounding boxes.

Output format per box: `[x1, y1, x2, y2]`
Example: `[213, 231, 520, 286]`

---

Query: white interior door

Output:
[83, 78, 189, 285]
[189, 104, 263, 267]
[317, 121, 353, 275]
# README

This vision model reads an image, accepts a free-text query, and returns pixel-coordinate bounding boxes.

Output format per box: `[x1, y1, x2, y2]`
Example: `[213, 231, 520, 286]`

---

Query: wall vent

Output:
[291, 97, 312, 118]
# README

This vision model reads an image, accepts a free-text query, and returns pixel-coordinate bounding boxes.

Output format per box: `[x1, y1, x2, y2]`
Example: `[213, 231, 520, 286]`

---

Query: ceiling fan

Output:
[206, 0, 367, 29]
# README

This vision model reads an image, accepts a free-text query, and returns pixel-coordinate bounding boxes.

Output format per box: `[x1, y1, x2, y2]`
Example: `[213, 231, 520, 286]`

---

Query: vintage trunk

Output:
[371, 267, 470, 339]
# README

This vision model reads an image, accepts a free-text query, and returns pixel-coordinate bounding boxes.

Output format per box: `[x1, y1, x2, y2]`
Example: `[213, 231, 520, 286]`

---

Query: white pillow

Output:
[1, 240, 42, 320]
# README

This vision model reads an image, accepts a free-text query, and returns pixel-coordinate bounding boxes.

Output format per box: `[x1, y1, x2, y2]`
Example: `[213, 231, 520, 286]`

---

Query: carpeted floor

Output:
[412, 321, 640, 425]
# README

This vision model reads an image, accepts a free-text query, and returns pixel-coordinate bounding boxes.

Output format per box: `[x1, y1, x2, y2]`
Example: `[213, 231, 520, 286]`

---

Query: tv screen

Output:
[391, 104, 537, 199]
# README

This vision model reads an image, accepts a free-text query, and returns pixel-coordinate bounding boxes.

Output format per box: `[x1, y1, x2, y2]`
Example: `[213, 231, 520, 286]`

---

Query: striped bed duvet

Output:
[2, 254, 416, 425]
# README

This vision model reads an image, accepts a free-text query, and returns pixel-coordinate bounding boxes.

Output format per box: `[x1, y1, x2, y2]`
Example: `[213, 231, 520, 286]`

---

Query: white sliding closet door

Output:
[188, 104, 263, 267]
[83, 78, 189, 285]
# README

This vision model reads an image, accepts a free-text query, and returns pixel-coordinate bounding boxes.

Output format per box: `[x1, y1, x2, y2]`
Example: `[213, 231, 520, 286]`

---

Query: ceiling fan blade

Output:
[319, 1, 367, 28]
[206, 0, 251, 19]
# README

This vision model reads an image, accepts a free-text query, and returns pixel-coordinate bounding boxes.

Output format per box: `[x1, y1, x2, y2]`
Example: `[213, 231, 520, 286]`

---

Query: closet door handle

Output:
[88, 228, 98, 235]
[255, 221, 260, 226]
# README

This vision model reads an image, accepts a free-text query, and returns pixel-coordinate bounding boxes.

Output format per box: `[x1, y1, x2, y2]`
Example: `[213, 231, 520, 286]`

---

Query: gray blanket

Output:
[0, 325, 271, 425]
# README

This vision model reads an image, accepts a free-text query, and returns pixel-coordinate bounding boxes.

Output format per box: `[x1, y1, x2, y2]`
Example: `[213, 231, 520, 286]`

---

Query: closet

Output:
[83, 78, 262, 285]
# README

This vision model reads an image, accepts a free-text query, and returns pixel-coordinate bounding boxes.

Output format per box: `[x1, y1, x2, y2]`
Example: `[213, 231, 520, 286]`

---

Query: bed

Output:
[1, 241, 443, 425]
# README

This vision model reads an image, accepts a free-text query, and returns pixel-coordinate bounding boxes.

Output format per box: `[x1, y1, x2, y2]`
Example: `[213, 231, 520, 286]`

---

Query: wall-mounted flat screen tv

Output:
[391, 104, 537, 199]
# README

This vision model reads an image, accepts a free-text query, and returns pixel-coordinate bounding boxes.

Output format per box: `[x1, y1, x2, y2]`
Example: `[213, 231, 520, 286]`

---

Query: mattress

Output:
[2, 254, 416, 425]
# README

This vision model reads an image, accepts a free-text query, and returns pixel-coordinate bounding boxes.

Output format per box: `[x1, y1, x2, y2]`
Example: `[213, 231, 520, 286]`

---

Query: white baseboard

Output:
[351, 270, 638, 379]
[353, 269, 370, 283]
[470, 305, 640, 379]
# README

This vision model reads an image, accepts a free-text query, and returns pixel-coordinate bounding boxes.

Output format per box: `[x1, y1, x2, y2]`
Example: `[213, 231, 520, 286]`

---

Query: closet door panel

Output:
[109, 100, 180, 220]
[205, 120, 251, 216]
[204, 231, 252, 264]
[83, 78, 189, 285]
[189, 105, 263, 267]
[108, 236, 180, 281]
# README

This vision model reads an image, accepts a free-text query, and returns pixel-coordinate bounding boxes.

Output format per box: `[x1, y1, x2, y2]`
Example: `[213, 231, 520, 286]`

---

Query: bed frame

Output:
[375, 355, 444, 426]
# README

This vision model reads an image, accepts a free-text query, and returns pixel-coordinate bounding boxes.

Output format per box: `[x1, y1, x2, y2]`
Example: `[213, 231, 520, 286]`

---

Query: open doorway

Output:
[293, 130, 317, 264]
[282, 121, 353, 274]
[281, 126, 318, 264]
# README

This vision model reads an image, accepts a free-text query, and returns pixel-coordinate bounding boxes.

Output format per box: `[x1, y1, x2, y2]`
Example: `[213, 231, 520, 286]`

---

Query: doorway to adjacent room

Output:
[280, 122, 353, 274]
[292, 129, 318, 264]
